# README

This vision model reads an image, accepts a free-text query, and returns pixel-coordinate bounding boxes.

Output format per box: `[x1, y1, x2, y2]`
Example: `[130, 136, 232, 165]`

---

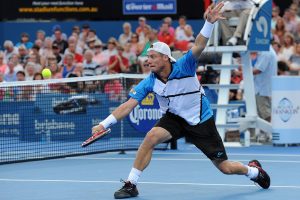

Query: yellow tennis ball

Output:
[42, 68, 52, 79]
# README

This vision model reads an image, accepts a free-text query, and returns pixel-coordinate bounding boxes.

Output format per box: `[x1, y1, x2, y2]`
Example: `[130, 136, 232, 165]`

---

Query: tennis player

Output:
[92, 2, 270, 199]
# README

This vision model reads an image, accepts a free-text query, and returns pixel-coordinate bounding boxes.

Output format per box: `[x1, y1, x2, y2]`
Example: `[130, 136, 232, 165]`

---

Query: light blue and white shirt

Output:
[129, 50, 213, 125]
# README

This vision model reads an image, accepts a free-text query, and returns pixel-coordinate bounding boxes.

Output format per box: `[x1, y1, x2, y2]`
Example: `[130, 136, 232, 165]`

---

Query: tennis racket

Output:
[81, 128, 111, 147]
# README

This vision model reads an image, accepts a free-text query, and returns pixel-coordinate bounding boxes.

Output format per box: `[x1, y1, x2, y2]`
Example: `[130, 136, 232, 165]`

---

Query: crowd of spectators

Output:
[0, 1, 300, 101]
[0, 15, 196, 85]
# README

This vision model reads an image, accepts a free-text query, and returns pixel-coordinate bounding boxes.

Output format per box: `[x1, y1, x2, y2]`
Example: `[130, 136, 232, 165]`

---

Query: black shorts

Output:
[155, 112, 228, 161]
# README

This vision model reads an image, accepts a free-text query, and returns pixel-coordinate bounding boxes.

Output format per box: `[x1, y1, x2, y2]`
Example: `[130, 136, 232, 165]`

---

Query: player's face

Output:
[147, 50, 168, 73]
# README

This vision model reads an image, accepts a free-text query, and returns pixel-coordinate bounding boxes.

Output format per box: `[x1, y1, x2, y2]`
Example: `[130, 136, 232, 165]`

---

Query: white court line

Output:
[65, 157, 300, 163]
[122, 152, 300, 157]
[0, 178, 299, 189]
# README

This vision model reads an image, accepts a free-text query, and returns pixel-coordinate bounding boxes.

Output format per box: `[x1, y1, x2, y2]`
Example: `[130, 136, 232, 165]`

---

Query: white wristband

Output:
[200, 20, 214, 38]
[99, 114, 117, 129]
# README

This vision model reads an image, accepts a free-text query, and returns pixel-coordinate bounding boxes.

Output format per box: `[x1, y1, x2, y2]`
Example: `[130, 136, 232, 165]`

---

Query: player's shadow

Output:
[216, 188, 273, 200]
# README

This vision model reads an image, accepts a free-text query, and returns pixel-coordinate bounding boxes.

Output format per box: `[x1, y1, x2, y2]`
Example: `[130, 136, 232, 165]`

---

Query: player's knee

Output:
[144, 131, 160, 148]
[219, 166, 233, 175]
[218, 162, 233, 175]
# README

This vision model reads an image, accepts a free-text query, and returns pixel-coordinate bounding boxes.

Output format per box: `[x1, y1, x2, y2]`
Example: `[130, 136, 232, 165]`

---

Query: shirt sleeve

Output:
[129, 75, 154, 103]
[176, 50, 198, 75]
[254, 52, 270, 72]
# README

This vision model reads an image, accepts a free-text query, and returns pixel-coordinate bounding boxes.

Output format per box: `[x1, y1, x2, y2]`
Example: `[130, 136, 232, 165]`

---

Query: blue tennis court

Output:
[1, 140, 299, 200]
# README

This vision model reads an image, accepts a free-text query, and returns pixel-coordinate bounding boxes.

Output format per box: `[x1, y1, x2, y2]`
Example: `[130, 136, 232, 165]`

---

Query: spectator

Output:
[162, 17, 175, 38]
[87, 29, 100, 42]
[129, 33, 142, 55]
[272, 41, 286, 61]
[9, 54, 24, 73]
[61, 54, 76, 78]
[175, 15, 195, 51]
[138, 24, 152, 45]
[74, 62, 83, 77]
[138, 29, 158, 73]
[158, 22, 175, 49]
[273, 17, 286, 44]
[79, 24, 90, 42]
[293, 22, 300, 43]
[100, 37, 118, 69]
[82, 50, 102, 76]
[281, 33, 295, 62]
[33, 72, 43, 80]
[251, 46, 277, 142]
[104, 79, 123, 101]
[24, 62, 36, 80]
[52, 43, 63, 66]
[135, 17, 147, 35]
[119, 22, 133, 46]
[272, 6, 281, 30]
[123, 42, 138, 72]
[66, 35, 83, 55]
[0, 52, 8, 74]
[93, 40, 107, 67]
[40, 37, 53, 58]
[108, 45, 130, 74]
[31, 45, 41, 65]
[17, 45, 28, 65]
[51, 24, 68, 41]
[283, 8, 298, 34]
[48, 59, 62, 79]
[217, 0, 252, 45]
[16, 32, 34, 49]
[64, 42, 83, 64]
[4, 60, 17, 82]
[277, 61, 290, 75]
[288, 42, 300, 75]
[34, 39, 44, 49]
[85, 37, 97, 52]
[36, 30, 46, 42]
[53, 29, 68, 54]
[3, 40, 18, 63]
[16, 71, 34, 101]
[72, 25, 81, 36]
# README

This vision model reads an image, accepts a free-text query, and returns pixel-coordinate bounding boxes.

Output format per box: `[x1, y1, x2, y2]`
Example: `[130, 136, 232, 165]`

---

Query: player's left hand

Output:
[92, 124, 105, 135]
[205, 2, 226, 24]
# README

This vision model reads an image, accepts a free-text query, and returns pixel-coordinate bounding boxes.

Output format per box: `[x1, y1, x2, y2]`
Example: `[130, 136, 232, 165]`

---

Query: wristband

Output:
[200, 20, 214, 38]
[99, 114, 117, 129]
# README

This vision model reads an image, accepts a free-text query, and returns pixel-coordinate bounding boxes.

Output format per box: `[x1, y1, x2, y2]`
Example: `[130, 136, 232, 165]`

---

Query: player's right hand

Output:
[92, 124, 105, 135]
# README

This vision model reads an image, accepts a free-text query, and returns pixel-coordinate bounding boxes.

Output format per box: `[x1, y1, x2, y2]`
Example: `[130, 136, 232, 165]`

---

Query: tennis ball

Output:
[42, 68, 52, 79]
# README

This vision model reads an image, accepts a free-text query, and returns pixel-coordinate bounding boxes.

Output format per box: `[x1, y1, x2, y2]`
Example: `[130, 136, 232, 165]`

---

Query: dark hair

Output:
[16, 71, 25, 77]
[179, 15, 187, 20]
[33, 72, 43, 80]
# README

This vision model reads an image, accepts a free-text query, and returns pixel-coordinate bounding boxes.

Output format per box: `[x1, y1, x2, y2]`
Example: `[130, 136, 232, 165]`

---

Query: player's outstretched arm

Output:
[92, 98, 139, 134]
[191, 2, 225, 59]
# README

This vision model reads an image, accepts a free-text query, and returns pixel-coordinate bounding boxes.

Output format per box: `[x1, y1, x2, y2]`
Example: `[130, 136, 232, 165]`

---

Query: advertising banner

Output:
[248, 0, 272, 51]
[128, 93, 162, 133]
[123, 0, 177, 15]
[272, 77, 300, 144]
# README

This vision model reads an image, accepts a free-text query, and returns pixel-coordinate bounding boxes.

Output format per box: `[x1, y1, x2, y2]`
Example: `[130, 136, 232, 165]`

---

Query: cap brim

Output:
[147, 48, 176, 62]
[169, 56, 176, 62]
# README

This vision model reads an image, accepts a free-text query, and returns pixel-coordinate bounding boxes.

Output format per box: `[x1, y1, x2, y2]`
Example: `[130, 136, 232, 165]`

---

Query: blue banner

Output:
[123, 0, 177, 15]
[0, 93, 148, 142]
[248, 0, 272, 51]
[127, 93, 162, 133]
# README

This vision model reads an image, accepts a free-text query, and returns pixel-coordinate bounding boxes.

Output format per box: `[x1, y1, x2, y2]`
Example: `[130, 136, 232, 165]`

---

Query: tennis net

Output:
[0, 74, 168, 164]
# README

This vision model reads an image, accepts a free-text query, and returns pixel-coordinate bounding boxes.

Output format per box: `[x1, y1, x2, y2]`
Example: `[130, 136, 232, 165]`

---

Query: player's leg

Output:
[133, 127, 172, 172]
[114, 112, 183, 199]
[186, 117, 270, 189]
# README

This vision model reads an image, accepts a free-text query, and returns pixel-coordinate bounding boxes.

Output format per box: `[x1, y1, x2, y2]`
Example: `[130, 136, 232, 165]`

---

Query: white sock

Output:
[127, 168, 142, 185]
[246, 165, 259, 179]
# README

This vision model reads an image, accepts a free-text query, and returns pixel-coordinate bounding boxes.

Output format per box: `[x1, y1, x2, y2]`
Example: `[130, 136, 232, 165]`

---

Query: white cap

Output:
[147, 42, 176, 62]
